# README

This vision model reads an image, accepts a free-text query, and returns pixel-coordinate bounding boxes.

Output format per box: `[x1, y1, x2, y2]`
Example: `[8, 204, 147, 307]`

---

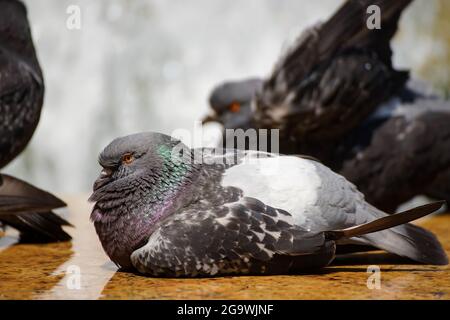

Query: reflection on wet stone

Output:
[0, 200, 449, 299]
[0, 241, 73, 299]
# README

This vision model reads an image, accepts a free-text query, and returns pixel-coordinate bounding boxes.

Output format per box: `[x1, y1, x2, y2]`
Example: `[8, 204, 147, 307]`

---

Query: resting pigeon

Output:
[89, 132, 447, 277]
[0, 0, 71, 242]
[204, 0, 412, 141]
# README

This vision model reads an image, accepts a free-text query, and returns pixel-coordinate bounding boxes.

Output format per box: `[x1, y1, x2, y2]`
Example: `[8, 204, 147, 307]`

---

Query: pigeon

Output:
[89, 132, 447, 277]
[0, 0, 43, 168]
[0, 0, 71, 242]
[204, 0, 412, 142]
[203, 0, 450, 212]
[335, 87, 450, 212]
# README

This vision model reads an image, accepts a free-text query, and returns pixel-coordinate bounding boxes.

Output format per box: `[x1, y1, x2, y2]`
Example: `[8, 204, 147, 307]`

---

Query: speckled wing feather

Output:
[131, 197, 335, 277]
[254, 0, 411, 140]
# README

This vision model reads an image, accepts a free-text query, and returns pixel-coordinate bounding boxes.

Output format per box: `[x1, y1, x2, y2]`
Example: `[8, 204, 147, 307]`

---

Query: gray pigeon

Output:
[0, 0, 71, 242]
[89, 132, 447, 277]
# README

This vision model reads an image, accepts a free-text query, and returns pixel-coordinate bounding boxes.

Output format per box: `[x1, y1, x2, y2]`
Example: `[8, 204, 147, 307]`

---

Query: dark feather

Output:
[131, 197, 331, 277]
[325, 201, 445, 240]
[0, 0, 44, 168]
[255, 0, 412, 140]
[325, 201, 448, 265]
[0, 174, 66, 214]
[0, 174, 72, 242]
[339, 108, 450, 212]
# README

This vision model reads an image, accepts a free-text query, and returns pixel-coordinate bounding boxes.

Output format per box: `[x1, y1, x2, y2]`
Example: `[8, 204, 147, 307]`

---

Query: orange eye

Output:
[122, 153, 134, 164]
[229, 102, 241, 113]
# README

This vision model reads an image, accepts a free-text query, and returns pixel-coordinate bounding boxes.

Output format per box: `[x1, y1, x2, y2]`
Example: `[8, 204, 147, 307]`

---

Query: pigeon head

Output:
[89, 132, 200, 268]
[90, 132, 193, 204]
[203, 78, 263, 130]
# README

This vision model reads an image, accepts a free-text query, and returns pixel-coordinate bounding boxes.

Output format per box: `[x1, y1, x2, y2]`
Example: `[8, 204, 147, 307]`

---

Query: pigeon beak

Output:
[202, 112, 219, 124]
[93, 168, 113, 191]
[100, 168, 112, 177]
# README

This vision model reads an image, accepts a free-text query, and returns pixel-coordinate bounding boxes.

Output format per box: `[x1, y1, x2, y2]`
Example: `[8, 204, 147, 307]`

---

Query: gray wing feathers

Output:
[308, 161, 365, 230]
[131, 198, 328, 277]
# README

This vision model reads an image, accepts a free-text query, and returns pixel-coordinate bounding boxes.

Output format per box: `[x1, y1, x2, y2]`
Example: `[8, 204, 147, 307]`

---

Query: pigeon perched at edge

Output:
[0, 0, 71, 242]
[89, 132, 448, 277]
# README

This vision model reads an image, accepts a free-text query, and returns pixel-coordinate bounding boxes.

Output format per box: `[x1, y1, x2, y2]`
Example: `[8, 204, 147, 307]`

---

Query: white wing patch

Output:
[222, 152, 367, 231]
[222, 154, 322, 227]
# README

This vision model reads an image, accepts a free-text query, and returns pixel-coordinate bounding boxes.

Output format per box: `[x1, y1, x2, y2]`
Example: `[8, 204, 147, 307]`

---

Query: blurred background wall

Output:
[3, 0, 450, 194]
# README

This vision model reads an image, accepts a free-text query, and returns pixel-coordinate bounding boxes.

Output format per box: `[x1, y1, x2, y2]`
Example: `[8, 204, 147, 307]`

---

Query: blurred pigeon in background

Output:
[204, 0, 450, 212]
[205, 0, 412, 141]
[336, 86, 450, 212]
[89, 132, 447, 277]
[0, 0, 71, 242]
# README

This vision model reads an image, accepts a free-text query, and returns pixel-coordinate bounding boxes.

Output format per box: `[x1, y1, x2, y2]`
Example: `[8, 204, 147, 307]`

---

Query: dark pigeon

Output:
[0, 0, 71, 242]
[335, 87, 450, 212]
[203, 0, 450, 212]
[205, 0, 411, 140]
[89, 132, 447, 277]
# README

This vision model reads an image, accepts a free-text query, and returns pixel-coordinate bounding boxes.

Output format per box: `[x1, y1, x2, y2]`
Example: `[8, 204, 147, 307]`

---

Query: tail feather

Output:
[0, 211, 72, 242]
[362, 223, 448, 265]
[325, 201, 448, 265]
[0, 174, 66, 214]
[0, 174, 72, 242]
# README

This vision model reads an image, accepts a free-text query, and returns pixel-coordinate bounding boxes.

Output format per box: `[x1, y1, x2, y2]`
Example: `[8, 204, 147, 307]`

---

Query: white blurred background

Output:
[3, 0, 450, 193]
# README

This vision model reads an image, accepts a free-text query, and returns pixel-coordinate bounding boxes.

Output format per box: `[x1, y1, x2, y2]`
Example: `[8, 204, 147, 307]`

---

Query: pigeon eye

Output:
[122, 153, 134, 165]
[229, 102, 240, 113]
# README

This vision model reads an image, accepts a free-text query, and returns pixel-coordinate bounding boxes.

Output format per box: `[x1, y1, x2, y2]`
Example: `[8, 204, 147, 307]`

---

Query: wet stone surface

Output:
[0, 196, 449, 300]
